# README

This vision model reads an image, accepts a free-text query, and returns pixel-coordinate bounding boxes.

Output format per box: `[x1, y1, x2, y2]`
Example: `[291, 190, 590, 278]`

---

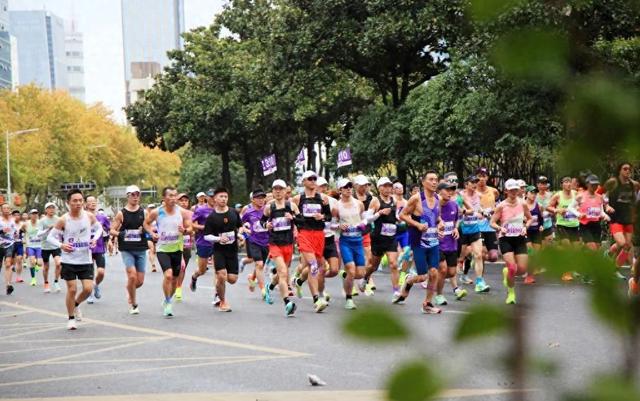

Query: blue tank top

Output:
[409, 191, 440, 249]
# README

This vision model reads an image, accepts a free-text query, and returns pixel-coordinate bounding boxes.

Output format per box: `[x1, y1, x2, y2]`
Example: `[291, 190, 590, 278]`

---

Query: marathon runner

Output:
[394, 170, 443, 314]
[11, 210, 24, 283]
[393, 181, 412, 288]
[190, 188, 216, 293]
[354, 174, 375, 290]
[146, 204, 158, 272]
[262, 179, 300, 315]
[490, 179, 533, 305]
[85, 195, 110, 304]
[459, 175, 491, 292]
[144, 187, 192, 318]
[0, 204, 17, 295]
[47, 189, 103, 330]
[548, 177, 581, 281]
[192, 192, 207, 212]
[317, 176, 339, 301]
[524, 186, 544, 284]
[38, 202, 62, 293]
[576, 175, 609, 251]
[242, 189, 270, 300]
[536, 176, 555, 245]
[476, 167, 501, 264]
[174, 193, 194, 302]
[24, 209, 42, 286]
[202, 187, 244, 312]
[629, 190, 640, 296]
[110, 185, 148, 314]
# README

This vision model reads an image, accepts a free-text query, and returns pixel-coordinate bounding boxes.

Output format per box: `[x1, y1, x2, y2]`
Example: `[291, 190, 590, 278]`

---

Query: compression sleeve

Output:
[47, 228, 63, 248]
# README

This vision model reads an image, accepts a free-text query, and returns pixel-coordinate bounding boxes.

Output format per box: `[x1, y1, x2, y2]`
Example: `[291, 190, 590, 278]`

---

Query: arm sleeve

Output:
[204, 234, 221, 243]
[322, 202, 332, 222]
[90, 221, 103, 241]
[47, 228, 63, 248]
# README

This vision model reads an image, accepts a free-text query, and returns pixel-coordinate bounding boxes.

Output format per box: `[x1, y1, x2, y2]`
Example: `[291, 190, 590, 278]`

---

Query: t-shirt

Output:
[91, 214, 110, 254]
[38, 216, 59, 250]
[192, 205, 214, 248]
[203, 208, 242, 252]
[242, 204, 269, 247]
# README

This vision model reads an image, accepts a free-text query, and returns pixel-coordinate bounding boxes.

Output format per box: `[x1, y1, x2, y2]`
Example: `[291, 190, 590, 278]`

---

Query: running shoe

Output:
[524, 275, 536, 285]
[561, 272, 574, 282]
[287, 286, 294, 297]
[285, 300, 297, 317]
[345, 298, 357, 310]
[44, 283, 51, 293]
[175, 287, 183, 302]
[615, 271, 627, 281]
[391, 292, 405, 304]
[29, 277, 37, 286]
[129, 305, 140, 315]
[369, 278, 377, 291]
[74, 306, 83, 321]
[323, 291, 331, 302]
[629, 277, 639, 297]
[434, 294, 447, 306]
[67, 318, 77, 330]
[53, 282, 61, 293]
[314, 298, 328, 313]
[94, 285, 102, 299]
[218, 301, 232, 312]
[87, 294, 95, 304]
[502, 267, 509, 289]
[364, 282, 375, 296]
[15, 277, 24, 283]
[35, 264, 41, 272]
[454, 287, 468, 300]
[421, 303, 442, 314]
[247, 274, 257, 292]
[162, 301, 173, 318]
[151, 264, 157, 273]
[262, 287, 273, 305]
[398, 271, 407, 287]
[212, 294, 221, 307]
[505, 288, 516, 305]
[474, 278, 490, 293]
[293, 278, 303, 299]
[338, 269, 347, 279]
[351, 285, 359, 297]
[461, 274, 473, 285]
[190, 275, 197, 292]
[6, 285, 14, 295]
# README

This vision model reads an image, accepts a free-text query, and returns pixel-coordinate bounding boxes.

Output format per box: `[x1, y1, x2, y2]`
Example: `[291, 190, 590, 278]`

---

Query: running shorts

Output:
[481, 231, 499, 251]
[362, 233, 371, 248]
[297, 229, 325, 260]
[157, 251, 183, 276]
[246, 241, 269, 264]
[121, 250, 146, 273]
[339, 236, 365, 267]
[92, 252, 106, 268]
[213, 247, 239, 275]
[61, 263, 94, 281]
[12, 243, 23, 257]
[196, 244, 214, 258]
[42, 248, 61, 263]
[499, 236, 528, 255]
[371, 236, 398, 257]
[556, 225, 580, 242]
[439, 250, 458, 267]
[580, 222, 602, 244]
[396, 231, 409, 248]
[183, 247, 192, 269]
[526, 230, 542, 245]
[460, 232, 482, 246]
[542, 227, 554, 238]
[412, 246, 439, 275]
[0, 245, 14, 261]
[27, 247, 42, 259]
[269, 244, 294, 266]
[610, 223, 633, 235]
[323, 236, 339, 259]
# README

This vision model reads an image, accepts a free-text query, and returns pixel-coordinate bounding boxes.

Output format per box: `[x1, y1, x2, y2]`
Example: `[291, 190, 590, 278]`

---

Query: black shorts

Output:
[499, 236, 528, 255]
[183, 248, 192, 268]
[42, 248, 61, 263]
[371, 237, 398, 257]
[246, 241, 269, 264]
[556, 225, 580, 242]
[92, 253, 106, 268]
[323, 236, 339, 259]
[0, 245, 14, 261]
[580, 222, 602, 244]
[439, 250, 459, 267]
[460, 232, 481, 246]
[157, 251, 183, 276]
[542, 227, 554, 238]
[214, 247, 239, 275]
[61, 263, 94, 281]
[526, 230, 542, 245]
[481, 231, 499, 251]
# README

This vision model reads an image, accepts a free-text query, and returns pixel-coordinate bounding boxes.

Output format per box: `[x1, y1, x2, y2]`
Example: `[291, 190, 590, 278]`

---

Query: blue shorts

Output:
[339, 236, 365, 267]
[27, 247, 42, 259]
[395, 231, 409, 248]
[12, 242, 24, 257]
[196, 244, 214, 258]
[121, 250, 146, 273]
[412, 245, 440, 275]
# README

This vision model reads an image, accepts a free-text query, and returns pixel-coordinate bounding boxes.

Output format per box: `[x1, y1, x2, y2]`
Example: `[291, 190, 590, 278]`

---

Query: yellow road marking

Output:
[2, 336, 162, 343]
[1, 325, 64, 340]
[0, 310, 35, 318]
[0, 301, 310, 358]
[0, 339, 146, 355]
[0, 355, 275, 367]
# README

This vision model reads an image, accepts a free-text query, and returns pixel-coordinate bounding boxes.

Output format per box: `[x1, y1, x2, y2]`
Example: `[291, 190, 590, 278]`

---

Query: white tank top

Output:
[338, 198, 362, 237]
[0, 216, 17, 248]
[61, 211, 92, 265]
[157, 206, 184, 252]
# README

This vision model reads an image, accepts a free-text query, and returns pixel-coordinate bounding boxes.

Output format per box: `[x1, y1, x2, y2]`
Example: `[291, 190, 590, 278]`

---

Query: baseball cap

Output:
[177, 193, 188, 200]
[505, 179, 520, 191]
[443, 172, 458, 181]
[437, 182, 456, 191]
[206, 188, 215, 196]
[377, 177, 393, 187]
[302, 170, 317, 180]
[561, 176, 572, 183]
[517, 179, 526, 187]
[353, 175, 369, 186]
[234, 203, 242, 208]
[29, 209, 38, 214]
[337, 178, 352, 189]
[392, 182, 403, 189]
[196, 191, 206, 198]
[147, 203, 156, 209]
[586, 174, 600, 185]
[465, 175, 479, 183]
[526, 185, 537, 193]
[316, 176, 328, 186]
[476, 167, 489, 175]
[44, 202, 56, 209]
[272, 179, 287, 189]
[252, 188, 267, 198]
[537, 175, 549, 184]
[126, 185, 141, 194]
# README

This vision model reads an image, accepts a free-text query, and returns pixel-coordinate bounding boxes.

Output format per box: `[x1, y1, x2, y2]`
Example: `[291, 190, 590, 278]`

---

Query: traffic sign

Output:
[60, 181, 97, 191]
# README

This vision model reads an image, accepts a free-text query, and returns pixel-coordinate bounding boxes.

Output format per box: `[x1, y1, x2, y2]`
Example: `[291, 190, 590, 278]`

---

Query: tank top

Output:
[356, 192, 373, 235]
[298, 192, 326, 231]
[609, 179, 635, 224]
[268, 201, 294, 245]
[409, 191, 440, 249]
[14, 222, 24, 244]
[527, 201, 542, 233]
[478, 187, 497, 232]
[536, 191, 553, 230]
[461, 191, 482, 234]
[338, 198, 363, 238]
[118, 207, 148, 251]
[183, 210, 193, 249]
[579, 193, 604, 224]
[156, 206, 184, 253]
[25, 221, 41, 249]
[394, 197, 408, 234]
[324, 197, 338, 238]
[439, 200, 458, 252]
[556, 191, 579, 228]
[498, 199, 525, 238]
[242, 204, 269, 247]
[0, 217, 17, 248]
[61, 211, 93, 265]
[372, 196, 397, 239]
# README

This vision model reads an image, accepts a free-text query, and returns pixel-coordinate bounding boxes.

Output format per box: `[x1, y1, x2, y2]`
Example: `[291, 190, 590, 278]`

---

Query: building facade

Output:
[65, 25, 85, 101]
[121, 0, 185, 105]
[0, 0, 11, 89]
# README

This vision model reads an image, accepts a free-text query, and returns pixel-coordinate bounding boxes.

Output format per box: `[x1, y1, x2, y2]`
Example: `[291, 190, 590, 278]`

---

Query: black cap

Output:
[251, 188, 266, 198]
[465, 175, 479, 183]
[537, 175, 549, 183]
[437, 182, 456, 191]
[206, 188, 215, 196]
[443, 172, 458, 180]
[586, 174, 600, 185]
[476, 167, 489, 175]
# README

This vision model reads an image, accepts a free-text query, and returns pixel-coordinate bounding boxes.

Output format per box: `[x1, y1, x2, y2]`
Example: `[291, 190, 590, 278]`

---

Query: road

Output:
[0, 253, 626, 401]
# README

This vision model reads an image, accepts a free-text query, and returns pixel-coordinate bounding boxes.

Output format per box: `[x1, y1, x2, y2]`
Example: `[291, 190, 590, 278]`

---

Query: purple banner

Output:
[295, 147, 305, 166]
[261, 154, 277, 176]
[337, 148, 352, 168]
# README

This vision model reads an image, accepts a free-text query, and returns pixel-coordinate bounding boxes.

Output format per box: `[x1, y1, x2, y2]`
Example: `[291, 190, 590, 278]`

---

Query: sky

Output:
[9, 0, 227, 122]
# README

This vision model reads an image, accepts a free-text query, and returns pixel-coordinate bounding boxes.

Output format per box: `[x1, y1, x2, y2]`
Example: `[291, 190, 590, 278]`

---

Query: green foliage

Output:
[454, 304, 510, 341]
[467, 0, 522, 23]
[387, 360, 442, 401]
[563, 375, 640, 401]
[343, 305, 408, 342]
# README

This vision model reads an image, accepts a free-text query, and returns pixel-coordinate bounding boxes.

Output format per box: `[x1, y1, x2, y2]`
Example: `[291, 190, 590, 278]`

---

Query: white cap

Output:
[517, 179, 526, 187]
[196, 191, 206, 198]
[44, 202, 56, 209]
[126, 185, 141, 194]
[302, 170, 317, 180]
[393, 182, 403, 189]
[337, 178, 352, 189]
[377, 177, 392, 187]
[29, 209, 38, 214]
[316, 176, 328, 186]
[505, 179, 520, 191]
[272, 179, 287, 188]
[354, 174, 369, 186]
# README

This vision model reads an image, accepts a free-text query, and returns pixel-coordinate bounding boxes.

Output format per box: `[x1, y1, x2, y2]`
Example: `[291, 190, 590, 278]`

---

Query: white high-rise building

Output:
[0, 0, 12, 89]
[65, 22, 85, 102]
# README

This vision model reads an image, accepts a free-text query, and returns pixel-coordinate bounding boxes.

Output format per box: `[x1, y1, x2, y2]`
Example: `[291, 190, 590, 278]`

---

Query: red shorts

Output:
[269, 244, 293, 266]
[362, 233, 371, 248]
[297, 229, 325, 260]
[610, 223, 633, 235]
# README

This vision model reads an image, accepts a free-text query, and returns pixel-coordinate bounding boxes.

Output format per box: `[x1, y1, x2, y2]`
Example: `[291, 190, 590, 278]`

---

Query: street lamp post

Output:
[5, 128, 40, 205]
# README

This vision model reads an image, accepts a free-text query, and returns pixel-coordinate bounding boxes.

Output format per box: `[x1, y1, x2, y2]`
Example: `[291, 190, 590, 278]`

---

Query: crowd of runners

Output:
[1, 163, 639, 330]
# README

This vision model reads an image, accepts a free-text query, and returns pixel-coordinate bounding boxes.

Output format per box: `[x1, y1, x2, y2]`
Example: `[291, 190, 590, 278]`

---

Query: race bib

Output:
[504, 224, 523, 237]
[421, 227, 438, 247]
[272, 217, 291, 232]
[462, 214, 478, 225]
[159, 231, 180, 243]
[252, 220, 268, 233]
[380, 223, 397, 237]
[342, 225, 361, 237]
[586, 207, 601, 219]
[124, 229, 142, 242]
[69, 238, 90, 250]
[443, 221, 455, 236]
[302, 203, 322, 217]
[184, 235, 192, 248]
[564, 211, 578, 221]
[222, 231, 236, 244]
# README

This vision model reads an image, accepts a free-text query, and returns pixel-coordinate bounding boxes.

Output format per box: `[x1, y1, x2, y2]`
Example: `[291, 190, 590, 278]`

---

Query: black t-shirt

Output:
[610, 179, 635, 224]
[203, 208, 242, 251]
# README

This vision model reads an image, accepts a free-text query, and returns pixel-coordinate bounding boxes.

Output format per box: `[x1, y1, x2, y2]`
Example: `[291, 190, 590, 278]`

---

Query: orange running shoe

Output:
[524, 275, 536, 285]
[218, 301, 232, 312]
[629, 278, 639, 297]
[561, 272, 574, 282]
[43, 283, 51, 293]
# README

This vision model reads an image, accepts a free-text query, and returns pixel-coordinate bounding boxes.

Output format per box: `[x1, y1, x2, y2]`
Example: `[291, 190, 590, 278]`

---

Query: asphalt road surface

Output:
[0, 252, 627, 401]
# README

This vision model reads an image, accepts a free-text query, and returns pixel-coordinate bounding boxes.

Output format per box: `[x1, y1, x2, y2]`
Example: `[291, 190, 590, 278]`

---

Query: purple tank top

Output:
[439, 200, 458, 252]
[409, 191, 440, 249]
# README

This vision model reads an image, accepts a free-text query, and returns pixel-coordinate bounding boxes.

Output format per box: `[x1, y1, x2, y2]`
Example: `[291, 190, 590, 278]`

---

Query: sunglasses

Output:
[341, 184, 353, 189]
[306, 177, 317, 181]
[128, 192, 141, 197]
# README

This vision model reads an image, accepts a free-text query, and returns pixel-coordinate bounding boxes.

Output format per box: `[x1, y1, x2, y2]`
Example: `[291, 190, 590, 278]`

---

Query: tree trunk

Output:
[221, 149, 232, 194]
[306, 132, 316, 172]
